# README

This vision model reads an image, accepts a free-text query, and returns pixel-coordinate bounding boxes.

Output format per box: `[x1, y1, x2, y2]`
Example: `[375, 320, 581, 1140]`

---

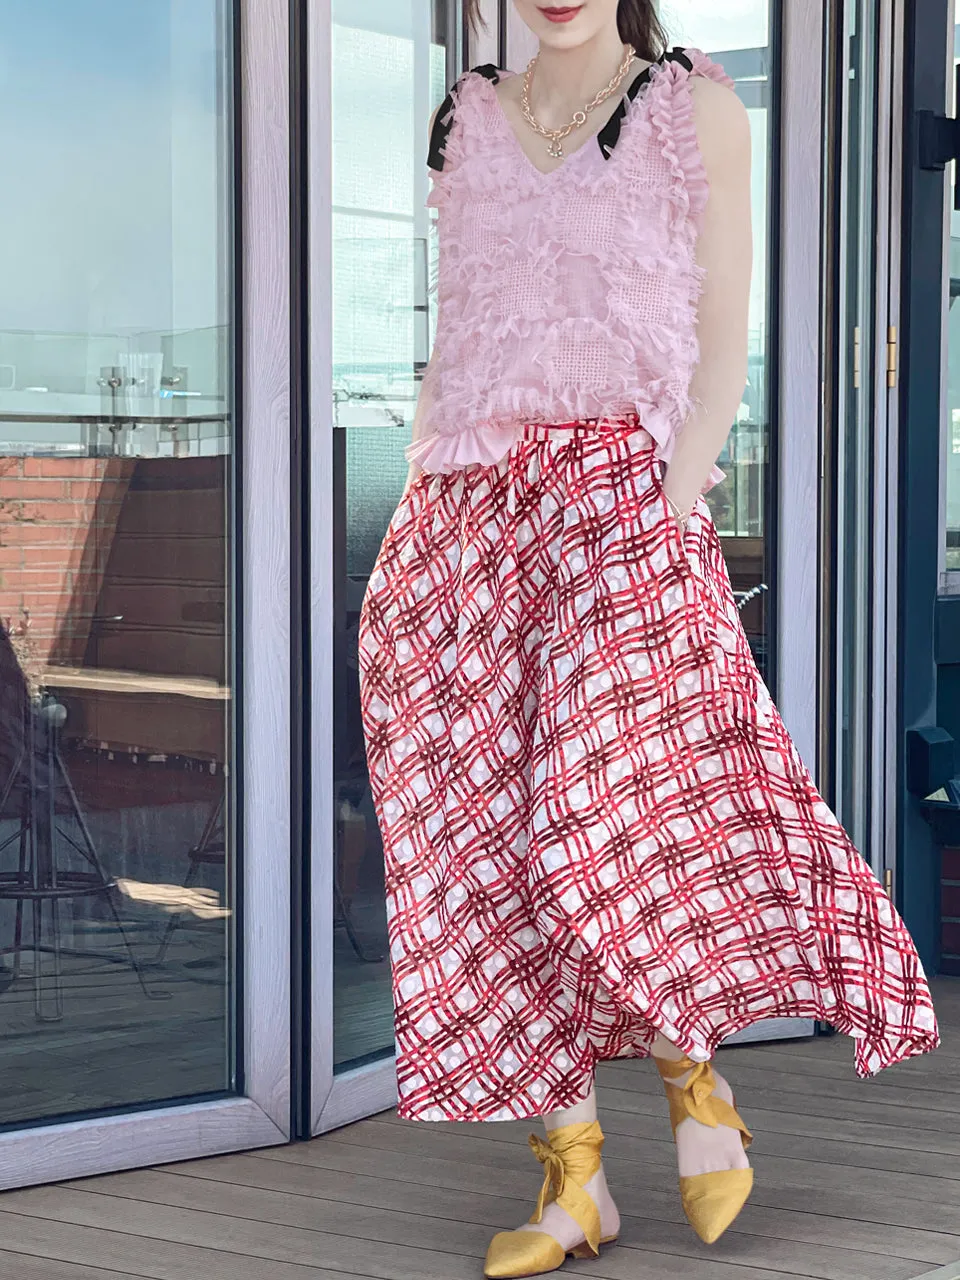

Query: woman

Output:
[358, 1, 940, 1275]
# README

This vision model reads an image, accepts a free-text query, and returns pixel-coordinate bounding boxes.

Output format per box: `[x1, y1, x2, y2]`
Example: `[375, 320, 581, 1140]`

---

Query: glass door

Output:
[0, 0, 293, 1186]
[313, 1, 460, 1134]
[940, 2, 960, 976]
[893, 0, 952, 969]
[826, 0, 902, 889]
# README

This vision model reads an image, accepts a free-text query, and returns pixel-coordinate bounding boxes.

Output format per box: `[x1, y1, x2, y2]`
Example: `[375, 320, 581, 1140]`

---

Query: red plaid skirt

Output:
[357, 420, 939, 1122]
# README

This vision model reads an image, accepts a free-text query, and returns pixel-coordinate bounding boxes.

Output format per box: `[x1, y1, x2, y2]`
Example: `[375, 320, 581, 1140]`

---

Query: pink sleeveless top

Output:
[406, 47, 734, 492]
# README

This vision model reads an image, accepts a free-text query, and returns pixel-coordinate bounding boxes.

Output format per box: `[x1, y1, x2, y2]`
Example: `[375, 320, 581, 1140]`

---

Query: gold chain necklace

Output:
[520, 44, 636, 160]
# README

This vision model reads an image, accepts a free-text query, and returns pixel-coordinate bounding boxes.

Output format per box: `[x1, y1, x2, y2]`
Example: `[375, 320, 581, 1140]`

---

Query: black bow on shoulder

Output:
[428, 64, 502, 172]
[597, 46, 693, 160]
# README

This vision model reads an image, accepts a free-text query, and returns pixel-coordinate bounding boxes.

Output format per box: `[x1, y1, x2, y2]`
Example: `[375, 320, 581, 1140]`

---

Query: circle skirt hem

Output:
[357, 421, 940, 1124]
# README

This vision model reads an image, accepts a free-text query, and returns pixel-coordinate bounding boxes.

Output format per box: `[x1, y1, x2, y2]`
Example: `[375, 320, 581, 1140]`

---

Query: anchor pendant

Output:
[547, 138, 564, 159]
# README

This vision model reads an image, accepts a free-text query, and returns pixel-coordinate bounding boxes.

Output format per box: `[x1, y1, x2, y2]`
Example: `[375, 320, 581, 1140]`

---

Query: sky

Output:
[0, 1, 229, 338]
[660, 0, 768, 52]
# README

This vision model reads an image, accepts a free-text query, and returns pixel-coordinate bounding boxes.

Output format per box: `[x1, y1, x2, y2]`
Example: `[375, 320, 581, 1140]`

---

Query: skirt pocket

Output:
[647, 453, 769, 742]
[649, 452, 682, 523]
[696, 512, 775, 743]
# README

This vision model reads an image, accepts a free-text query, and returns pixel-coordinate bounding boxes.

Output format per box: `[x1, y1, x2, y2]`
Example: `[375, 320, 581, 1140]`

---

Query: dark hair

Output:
[463, 1, 668, 63]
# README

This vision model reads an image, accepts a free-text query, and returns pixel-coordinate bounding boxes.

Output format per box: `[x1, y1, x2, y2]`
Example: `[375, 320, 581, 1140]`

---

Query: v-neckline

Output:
[481, 59, 660, 180]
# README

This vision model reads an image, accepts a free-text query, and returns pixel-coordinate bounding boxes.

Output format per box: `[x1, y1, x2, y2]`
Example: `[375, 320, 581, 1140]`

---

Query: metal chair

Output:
[154, 792, 226, 965]
[0, 671, 168, 1022]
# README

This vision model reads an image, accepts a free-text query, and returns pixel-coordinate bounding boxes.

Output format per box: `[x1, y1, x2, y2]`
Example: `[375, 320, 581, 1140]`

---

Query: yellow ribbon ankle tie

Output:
[654, 1056, 753, 1150]
[653, 1053, 755, 1244]
[526, 1120, 605, 1257]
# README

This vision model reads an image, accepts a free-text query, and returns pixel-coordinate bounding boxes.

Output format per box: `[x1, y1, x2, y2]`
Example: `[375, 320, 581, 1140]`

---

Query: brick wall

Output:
[0, 456, 135, 683]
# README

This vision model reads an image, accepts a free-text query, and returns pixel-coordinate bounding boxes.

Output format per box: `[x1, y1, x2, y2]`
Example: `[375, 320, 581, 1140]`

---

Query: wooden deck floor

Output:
[0, 978, 957, 1280]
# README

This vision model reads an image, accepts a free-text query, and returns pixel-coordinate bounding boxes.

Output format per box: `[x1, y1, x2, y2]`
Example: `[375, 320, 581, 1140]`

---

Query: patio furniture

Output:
[0, 660, 169, 1022]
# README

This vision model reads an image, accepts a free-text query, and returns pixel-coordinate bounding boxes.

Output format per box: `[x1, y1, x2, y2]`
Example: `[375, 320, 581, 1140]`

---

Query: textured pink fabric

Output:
[407, 48, 735, 492]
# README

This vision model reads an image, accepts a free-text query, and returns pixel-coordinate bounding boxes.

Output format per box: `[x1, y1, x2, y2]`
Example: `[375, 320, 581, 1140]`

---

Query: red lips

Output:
[540, 5, 584, 22]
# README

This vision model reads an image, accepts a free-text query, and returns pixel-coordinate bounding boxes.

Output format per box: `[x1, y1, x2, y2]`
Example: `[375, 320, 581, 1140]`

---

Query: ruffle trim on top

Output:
[632, 390, 727, 493]
[430, 48, 734, 213]
[405, 421, 521, 473]
[687, 46, 738, 91]
[428, 64, 502, 173]
[650, 47, 735, 231]
[426, 71, 503, 208]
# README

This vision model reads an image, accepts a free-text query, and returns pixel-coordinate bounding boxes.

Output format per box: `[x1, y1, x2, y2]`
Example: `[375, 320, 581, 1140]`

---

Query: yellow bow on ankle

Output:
[673, 1060, 721, 1125]
[526, 1120, 605, 1257]
[654, 1055, 753, 1149]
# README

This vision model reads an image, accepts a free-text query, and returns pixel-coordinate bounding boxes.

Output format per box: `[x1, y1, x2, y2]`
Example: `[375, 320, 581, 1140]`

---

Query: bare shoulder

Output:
[689, 77, 751, 174]
[493, 71, 522, 110]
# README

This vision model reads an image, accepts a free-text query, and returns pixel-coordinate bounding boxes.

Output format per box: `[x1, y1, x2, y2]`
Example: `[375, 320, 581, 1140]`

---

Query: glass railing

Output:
[0, 327, 232, 458]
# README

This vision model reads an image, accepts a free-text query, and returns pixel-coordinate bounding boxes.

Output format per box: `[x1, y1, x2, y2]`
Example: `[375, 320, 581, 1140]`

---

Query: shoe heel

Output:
[570, 1235, 618, 1260]
[731, 1090, 753, 1150]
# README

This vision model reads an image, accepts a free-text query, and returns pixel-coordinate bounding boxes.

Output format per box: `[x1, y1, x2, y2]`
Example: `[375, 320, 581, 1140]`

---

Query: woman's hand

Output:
[662, 488, 694, 533]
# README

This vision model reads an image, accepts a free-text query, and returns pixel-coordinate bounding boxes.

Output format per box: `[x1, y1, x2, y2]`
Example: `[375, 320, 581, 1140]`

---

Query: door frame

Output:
[875, 0, 907, 942]
[728, 0, 822, 1050]
[779, 0, 826, 781]
[0, 0, 292, 1189]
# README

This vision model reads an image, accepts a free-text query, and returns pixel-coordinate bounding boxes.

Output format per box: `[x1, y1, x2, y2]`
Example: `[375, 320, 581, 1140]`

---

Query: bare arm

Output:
[661, 76, 753, 515]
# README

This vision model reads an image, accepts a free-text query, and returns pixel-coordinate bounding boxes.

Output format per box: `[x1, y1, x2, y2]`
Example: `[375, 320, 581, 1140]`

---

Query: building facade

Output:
[0, 0, 954, 1188]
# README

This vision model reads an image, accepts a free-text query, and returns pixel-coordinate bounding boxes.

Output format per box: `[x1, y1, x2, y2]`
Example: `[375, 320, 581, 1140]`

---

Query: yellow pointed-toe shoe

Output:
[653, 1053, 754, 1245]
[482, 1120, 618, 1278]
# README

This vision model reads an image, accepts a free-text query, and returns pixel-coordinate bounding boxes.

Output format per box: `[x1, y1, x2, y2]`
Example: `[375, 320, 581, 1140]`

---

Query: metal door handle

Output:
[918, 63, 960, 209]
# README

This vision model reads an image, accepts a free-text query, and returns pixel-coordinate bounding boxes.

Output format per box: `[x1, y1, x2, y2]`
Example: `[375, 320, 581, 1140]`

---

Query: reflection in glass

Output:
[662, 1, 776, 682]
[0, 0, 236, 1124]
[334, 4, 451, 1071]
[833, 0, 879, 852]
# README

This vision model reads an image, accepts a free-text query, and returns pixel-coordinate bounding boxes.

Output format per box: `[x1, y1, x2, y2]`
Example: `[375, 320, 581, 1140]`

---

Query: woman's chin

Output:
[540, 33, 591, 50]
[532, 23, 604, 50]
